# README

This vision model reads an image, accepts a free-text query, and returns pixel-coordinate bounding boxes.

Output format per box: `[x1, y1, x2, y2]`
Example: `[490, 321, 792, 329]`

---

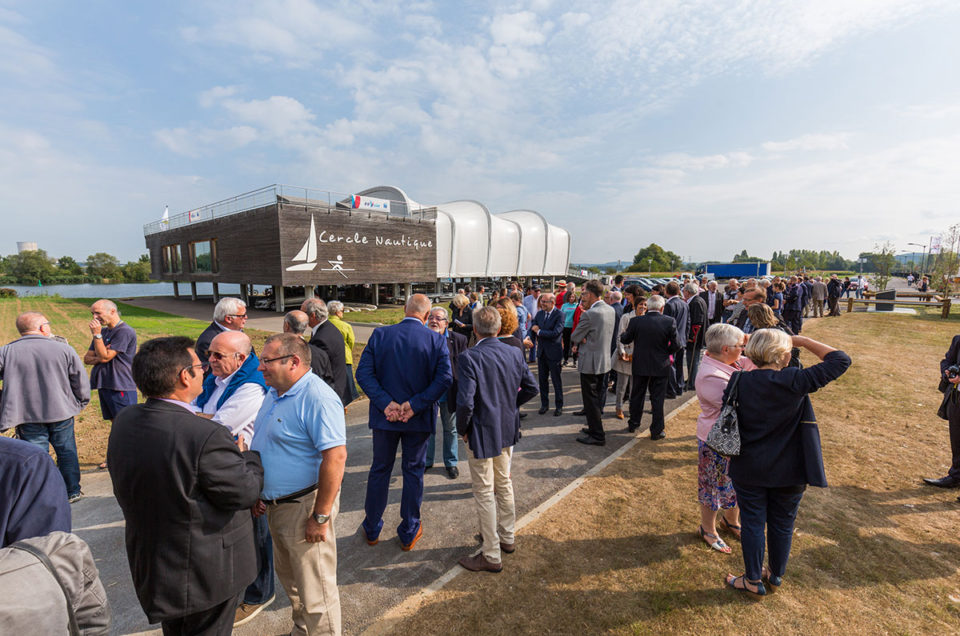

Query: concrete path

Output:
[71, 366, 693, 635]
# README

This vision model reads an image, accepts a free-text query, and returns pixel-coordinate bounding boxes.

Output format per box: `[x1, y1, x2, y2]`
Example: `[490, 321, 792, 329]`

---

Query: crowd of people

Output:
[14, 268, 960, 629]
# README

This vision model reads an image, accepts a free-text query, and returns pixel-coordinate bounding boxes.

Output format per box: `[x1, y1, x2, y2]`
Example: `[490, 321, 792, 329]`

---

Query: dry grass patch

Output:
[389, 312, 960, 634]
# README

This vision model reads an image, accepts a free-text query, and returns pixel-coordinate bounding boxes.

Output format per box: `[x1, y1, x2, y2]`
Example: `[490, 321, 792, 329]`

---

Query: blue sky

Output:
[2, 0, 959, 264]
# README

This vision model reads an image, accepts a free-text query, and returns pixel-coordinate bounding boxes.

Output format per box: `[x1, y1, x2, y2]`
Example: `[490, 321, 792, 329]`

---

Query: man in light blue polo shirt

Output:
[251, 333, 347, 636]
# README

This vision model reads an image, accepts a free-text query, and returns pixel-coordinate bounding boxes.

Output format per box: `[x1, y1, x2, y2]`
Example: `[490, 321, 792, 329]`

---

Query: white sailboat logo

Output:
[286, 214, 318, 271]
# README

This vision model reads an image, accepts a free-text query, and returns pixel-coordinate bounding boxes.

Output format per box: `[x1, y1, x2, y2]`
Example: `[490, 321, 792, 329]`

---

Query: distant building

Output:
[17, 241, 38, 253]
[143, 184, 571, 311]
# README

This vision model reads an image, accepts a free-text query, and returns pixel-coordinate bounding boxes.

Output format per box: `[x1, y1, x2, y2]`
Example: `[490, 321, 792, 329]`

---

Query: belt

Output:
[263, 483, 318, 506]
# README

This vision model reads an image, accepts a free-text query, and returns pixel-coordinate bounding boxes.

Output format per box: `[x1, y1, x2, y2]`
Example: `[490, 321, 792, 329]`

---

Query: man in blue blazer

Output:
[456, 306, 538, 572]
[356, 294, 452, 550]
[528, 293, 565, 416]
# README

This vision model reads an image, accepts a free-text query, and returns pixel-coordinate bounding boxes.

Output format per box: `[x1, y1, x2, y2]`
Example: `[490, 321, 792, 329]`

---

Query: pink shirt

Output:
[695, 354, 756, 441]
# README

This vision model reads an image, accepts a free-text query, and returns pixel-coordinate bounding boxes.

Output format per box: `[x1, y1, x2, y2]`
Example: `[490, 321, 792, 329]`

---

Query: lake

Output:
[3, 282, 270, 299]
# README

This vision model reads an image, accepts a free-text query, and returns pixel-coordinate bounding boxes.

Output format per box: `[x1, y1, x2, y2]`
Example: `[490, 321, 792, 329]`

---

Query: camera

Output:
[948, 365, 960, 379]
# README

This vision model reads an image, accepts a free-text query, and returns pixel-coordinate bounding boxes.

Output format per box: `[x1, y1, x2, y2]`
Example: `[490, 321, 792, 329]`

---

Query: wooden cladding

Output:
[145, 201, 437, 286]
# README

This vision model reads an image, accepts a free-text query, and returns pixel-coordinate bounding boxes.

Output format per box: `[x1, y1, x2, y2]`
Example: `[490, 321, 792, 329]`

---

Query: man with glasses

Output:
[84, 298, 138, 470]
[196, 297, 248, 374]
[252, 333, 347, 635]
[426, 306, 468, 479]
[108, 336, 264, 635]
[0, 312, 90, 502]
[193, 331, 273, 627]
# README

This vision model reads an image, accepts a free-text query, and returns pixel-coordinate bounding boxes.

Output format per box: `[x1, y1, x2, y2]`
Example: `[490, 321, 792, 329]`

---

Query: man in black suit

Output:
[301, 298, 352, 408]
[526, 293, 564, 416]
[699, 280, 723, 326]
[620, 295, 682, 439]
[283, 310, 335, 388]
[924, 334, 960, 489]
[662, 281, 689, 398]
[684, 283, 708, 391]
[195, 297, 249, 375]
[426, 306, 469, 479]
[108, 336, 264, 635]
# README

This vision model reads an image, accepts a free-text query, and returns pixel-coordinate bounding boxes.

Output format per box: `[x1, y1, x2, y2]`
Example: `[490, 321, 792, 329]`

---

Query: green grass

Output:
[346, 306, 405, 324]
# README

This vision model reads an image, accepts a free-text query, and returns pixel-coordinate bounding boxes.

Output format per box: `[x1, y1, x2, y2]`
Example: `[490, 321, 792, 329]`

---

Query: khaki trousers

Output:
[813, 299, 824, 317]
[467, 446, 516, 563]
[267, 492, 341, 636]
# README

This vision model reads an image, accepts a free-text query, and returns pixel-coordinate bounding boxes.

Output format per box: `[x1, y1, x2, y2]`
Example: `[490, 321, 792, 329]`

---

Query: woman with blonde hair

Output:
[723, 328, 850, 597]
[450, 293, 472, 338]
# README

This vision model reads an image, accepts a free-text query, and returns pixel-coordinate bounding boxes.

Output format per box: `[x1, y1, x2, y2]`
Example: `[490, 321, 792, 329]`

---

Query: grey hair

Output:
[610, 290, 622, 302]
[213, 297, 245, 322]
[683, 282, 699, 296]
[646, 294, 665, 312]
[705, 323, 744, 355]
[473, 306, 501, 337]
[327, 300, 344, 314]
[283, 311, 309, 335]
[430, 306, 449, 320]
[302, 298, 329, 323]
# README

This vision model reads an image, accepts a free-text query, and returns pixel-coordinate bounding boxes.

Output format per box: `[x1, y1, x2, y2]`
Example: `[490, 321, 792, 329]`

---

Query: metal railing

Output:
[143, 184, 433, 236]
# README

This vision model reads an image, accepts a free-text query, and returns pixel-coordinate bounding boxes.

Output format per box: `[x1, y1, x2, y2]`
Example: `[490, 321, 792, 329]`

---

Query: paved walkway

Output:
[71, 367, 693, 635]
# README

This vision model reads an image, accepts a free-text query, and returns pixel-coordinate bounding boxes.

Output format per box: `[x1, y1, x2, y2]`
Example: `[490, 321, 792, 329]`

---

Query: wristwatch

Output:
[93, 334, 103, 339]
[311, 512, 330, 524]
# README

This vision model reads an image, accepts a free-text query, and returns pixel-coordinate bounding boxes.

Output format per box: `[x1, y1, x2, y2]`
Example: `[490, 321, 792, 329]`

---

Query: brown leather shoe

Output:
[475, 533, 516, 554]
[401, 524, 423, 551]
[360, 526, 379, 546]
[458, 552, 503, 572]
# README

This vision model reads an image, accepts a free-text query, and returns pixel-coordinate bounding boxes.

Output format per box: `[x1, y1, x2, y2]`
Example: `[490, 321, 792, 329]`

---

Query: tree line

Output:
[0, 250, 152, 285]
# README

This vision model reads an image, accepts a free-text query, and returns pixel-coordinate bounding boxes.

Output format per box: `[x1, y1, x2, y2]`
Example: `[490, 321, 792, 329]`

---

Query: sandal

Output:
[725, 573, 766, 598]
[761, 566, 782, 588]
[719, 516, 742, 539]
[699, 525, 731, 553]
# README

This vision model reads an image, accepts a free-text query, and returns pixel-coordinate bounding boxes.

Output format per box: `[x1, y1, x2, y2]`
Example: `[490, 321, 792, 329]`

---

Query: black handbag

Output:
[705, 371, 741, 456]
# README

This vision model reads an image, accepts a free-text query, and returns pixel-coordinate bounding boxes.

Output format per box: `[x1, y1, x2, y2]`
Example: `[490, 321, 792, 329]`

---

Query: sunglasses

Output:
[208, 351, 240, 361]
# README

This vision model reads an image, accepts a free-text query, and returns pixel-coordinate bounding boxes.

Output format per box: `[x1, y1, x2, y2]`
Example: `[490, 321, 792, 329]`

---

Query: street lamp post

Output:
[908, 242, 928, 275]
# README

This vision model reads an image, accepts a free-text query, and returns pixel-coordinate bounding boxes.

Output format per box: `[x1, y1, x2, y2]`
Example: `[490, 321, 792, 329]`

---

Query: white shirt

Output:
[706, 291, 717, 317]
[199, 371, 266, 442]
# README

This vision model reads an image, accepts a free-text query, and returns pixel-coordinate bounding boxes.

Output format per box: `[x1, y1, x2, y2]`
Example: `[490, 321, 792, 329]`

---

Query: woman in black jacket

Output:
[723, 329, 851, 597]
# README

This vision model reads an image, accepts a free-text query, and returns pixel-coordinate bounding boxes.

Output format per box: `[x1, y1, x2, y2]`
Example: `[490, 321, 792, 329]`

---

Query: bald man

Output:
[0, 312, 90, 502]
[192, 330, 274, 625]
[83, 299, 138, 470]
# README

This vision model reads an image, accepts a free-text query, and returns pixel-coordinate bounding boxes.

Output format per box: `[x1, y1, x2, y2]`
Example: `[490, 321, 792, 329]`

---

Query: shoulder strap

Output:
[10, 541, 80, 636]
[724, 371, 741, 408]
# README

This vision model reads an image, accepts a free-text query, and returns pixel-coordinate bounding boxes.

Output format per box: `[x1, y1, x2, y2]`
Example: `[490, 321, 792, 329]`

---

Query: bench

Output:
[846, 297, 952, 318]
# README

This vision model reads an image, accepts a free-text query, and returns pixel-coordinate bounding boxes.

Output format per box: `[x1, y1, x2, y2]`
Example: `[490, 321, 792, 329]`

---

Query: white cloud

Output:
[0, 20, 56, 78]
[154, 126, 259, 157]
[199, 85, 241, 108]
[762, 133, 850, 152]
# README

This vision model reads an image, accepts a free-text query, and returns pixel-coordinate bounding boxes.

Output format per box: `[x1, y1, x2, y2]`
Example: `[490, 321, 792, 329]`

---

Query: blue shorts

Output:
[99, 388, 137, 421]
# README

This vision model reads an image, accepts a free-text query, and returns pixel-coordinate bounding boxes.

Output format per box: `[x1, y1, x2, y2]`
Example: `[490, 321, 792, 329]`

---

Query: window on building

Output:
[191, 240, 218, 273]
[162, 245, 182, 273]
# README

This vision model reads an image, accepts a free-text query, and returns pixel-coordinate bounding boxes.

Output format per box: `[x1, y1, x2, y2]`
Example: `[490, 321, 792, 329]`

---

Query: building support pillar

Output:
[277, 285, 286, 313]
[393, 283, 400, 302]
[551, 276, 556, 291]
[435, 280, 442, 293]
[212, 282, 220, 304]
[305, 285, 315, 300]
[173, 281, 180, 298]
[240, 284, 249, 305]
[372, 283, 379, 306]
[190, 282, 197, 301]
[404, 283, 413, 300]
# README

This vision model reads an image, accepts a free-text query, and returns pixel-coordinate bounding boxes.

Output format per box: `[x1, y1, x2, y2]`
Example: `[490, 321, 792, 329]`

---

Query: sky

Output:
[1, 0, 959, 264]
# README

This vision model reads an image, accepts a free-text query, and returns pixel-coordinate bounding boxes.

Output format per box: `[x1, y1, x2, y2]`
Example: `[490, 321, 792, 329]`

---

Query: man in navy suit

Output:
[663, 281, 689, 398]
[620, 295, 682, 439]
[456, 306, 538, 572]
[356, 294, 452, 550]
[425, 306, 468, 479]
[527, 293, 564, 416]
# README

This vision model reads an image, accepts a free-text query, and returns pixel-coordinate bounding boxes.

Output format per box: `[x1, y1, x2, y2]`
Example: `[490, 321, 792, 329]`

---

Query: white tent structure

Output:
[352, 186, 571, 279]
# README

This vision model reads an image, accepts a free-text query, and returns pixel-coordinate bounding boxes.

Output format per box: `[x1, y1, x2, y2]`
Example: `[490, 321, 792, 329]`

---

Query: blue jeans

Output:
[18, 418, 81, 497]
[426, 400, 458, 468]
[733, 482, 806, 581]
[243, 511, 275, 604]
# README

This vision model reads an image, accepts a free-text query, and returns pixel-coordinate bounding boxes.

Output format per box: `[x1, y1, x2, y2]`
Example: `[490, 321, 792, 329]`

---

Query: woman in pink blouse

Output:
[694, 323, 755, 553]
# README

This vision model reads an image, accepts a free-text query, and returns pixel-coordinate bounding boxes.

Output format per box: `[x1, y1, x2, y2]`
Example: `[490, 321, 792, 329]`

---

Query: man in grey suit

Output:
[571, 279, 616, 446]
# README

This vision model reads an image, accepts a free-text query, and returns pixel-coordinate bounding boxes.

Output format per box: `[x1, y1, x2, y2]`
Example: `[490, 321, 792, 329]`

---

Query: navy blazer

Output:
[663, 296, 689, 345]
[728, 351, 851, 488]
[531, 308, 564, 362]
[456, 338, 538, 459]
[620, 312, 682, 377]
[356, 318, 452, 433]
[445, 329, 468, 405]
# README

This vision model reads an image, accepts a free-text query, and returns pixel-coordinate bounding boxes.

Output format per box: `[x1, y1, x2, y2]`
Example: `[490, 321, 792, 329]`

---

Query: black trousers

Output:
[685, 342, 702, 391]
[562, 327, 573, 363]
[783, 309, 802, 334]
[946, 399, 960, 479]
[828, 296, 840, 316]
[580, 373, 607, 441]
[630, 375, 668, 436]
[538, 356, 563, 408]
[670, 348, 685, 395]
[161, 592, 241, 636]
